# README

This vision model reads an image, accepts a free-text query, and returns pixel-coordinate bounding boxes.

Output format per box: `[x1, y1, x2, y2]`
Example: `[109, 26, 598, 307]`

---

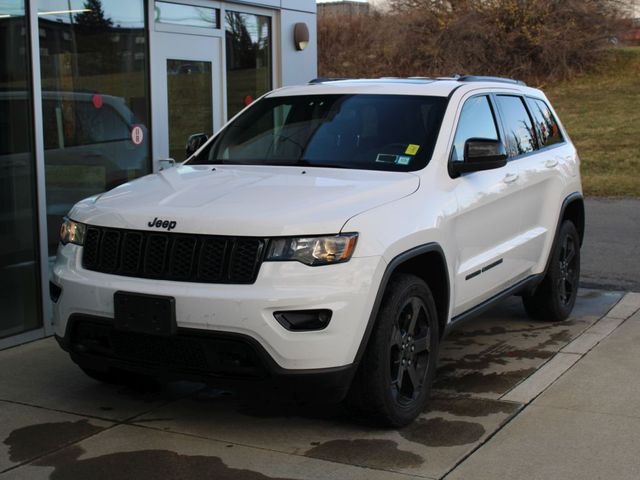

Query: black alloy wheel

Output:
[389, 297, 433, 406]
[523, 220, 581, 322]
[557, 232, 579, 306]
[345, 273, 440, 427]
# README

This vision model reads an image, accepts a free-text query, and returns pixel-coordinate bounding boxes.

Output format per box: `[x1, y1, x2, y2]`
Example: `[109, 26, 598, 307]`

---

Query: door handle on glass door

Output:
[503, 172, 519, 184]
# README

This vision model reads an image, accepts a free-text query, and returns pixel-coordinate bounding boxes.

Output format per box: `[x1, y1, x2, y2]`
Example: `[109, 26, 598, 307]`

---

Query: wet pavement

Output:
[0, 289, 635, 479]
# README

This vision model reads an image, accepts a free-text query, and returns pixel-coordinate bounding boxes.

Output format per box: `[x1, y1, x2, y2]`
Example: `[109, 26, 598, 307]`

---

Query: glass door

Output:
[151, 31, 222, 164]
[0, 0, 42, 339]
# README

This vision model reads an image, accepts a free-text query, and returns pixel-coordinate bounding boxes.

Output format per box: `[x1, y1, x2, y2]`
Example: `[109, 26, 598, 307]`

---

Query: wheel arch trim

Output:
[545, 192, 585, 275]
[352, 242, 450, 368]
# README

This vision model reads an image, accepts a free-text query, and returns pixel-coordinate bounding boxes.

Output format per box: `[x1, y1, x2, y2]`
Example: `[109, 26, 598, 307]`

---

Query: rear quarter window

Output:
[528, 98, 564, 148]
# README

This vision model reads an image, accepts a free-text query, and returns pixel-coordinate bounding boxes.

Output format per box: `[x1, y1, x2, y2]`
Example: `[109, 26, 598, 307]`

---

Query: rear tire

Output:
[523, 220, 580, 322]
[346, 274, 440, 427]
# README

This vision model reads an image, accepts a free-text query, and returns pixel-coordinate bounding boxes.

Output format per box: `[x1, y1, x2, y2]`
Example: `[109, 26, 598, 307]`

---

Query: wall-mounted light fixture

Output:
[294, 22, 309, 51]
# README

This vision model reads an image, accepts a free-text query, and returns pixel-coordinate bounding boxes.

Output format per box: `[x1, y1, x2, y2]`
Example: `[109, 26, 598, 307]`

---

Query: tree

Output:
[74, 0, 113, 29]
[73, 0, 118, 76]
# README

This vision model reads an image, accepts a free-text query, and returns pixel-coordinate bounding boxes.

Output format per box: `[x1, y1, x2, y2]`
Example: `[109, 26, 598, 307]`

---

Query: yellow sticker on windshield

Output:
[405, 144, 420, 155]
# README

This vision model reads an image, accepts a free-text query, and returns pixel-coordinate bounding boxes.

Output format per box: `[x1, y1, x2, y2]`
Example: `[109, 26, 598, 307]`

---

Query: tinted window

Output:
[167, 59, 213, 161]
[225, 11, 272, 118]
[39, 0, 151, 254]
[0, 0, 42, 337]
[41, 99, 130, 149]
[155, 1, 219, 29]
[495, 95, 537, 157]
[0, 98, 30, 154]
[451, 96, 498, 162]
[528, 98, 563, 147]
[191, 94, 447, 172]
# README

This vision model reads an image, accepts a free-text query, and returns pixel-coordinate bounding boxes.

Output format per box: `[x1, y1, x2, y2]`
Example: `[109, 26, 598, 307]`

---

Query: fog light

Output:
[274, 309, 332, 331]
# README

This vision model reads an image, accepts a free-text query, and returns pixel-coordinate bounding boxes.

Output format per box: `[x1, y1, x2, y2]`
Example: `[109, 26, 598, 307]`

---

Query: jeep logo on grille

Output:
[148, 217, 177, 231]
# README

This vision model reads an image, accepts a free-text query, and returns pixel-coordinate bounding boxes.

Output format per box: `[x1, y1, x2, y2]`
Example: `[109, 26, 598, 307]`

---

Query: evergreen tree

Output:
[74, 0, 113, 29]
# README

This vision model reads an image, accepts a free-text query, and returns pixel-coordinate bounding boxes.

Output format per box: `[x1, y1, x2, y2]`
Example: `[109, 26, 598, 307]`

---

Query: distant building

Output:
[318, 1, 371, 17]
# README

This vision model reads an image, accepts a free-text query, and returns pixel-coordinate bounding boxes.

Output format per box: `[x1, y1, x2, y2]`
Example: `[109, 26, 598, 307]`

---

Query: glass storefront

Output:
[0, 0, 308, 347]
[0, 0, 42, 338]
[38, 0, 151, 254]
[225, 10, 272, 118]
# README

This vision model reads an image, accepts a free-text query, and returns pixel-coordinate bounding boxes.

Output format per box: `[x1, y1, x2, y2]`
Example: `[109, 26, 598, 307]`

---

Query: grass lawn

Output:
[545, 47, 640, 197]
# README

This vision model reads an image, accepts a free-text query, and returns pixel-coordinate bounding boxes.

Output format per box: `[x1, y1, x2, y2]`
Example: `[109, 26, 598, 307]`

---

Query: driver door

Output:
[450, 94, 525, 316]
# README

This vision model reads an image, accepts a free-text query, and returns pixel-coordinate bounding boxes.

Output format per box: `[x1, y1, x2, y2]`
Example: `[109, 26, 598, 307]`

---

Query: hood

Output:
[69, 164, 420, 237]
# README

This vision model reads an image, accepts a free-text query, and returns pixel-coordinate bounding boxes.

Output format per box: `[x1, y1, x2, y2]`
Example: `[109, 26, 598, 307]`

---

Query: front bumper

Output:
[55, 315, 356, 401]
[52, 244, 386, 372]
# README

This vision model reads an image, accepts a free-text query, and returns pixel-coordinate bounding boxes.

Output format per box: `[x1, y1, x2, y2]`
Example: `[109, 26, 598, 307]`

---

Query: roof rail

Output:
[456, 75, 526, 86]
[307, 75, 527, 86]
[308, 77, 347, 84]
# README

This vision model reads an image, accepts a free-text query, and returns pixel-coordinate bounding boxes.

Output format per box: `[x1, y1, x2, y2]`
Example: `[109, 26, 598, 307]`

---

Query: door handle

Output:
[503, 172, 519, 184]
[545, 158, 559, 168]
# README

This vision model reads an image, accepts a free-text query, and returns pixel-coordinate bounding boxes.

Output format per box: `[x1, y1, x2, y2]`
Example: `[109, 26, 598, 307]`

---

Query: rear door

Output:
[521, 97, 576, 270]
[493, 94, 570, 276]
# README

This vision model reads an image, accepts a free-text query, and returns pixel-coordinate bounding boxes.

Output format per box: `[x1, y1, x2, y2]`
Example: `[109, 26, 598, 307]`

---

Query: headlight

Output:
[59, 218, 86, 246]
[265, 233, 358, 266]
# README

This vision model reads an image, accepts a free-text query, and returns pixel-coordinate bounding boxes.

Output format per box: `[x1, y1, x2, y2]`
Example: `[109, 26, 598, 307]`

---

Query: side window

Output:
[41, 99, 130, 149]
[74, 102, 130, 145]
[528, 98, 563, 148]
[495, 95, 537, 157]
[451, 96, 499, 162]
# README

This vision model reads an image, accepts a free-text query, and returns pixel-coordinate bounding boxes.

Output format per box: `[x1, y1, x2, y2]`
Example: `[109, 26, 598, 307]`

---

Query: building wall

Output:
[279, 8, 318, 85]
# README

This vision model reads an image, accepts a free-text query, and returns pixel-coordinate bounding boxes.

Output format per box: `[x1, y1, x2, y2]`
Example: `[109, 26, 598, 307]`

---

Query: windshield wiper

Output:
[292, 160, 349, 169]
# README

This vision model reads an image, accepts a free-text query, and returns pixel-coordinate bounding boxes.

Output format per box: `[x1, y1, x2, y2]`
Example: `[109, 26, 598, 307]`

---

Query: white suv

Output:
[52, 76, 584, 426]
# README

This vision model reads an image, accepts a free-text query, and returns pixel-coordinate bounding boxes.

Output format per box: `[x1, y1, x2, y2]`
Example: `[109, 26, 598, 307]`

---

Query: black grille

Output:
[82, 226, 264, 284]
[70, 319, 267, 377]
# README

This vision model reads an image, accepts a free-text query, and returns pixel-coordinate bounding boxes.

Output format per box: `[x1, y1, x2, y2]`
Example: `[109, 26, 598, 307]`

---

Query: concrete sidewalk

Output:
[446, 292, 640, 480]
[0, 290, 639, 479]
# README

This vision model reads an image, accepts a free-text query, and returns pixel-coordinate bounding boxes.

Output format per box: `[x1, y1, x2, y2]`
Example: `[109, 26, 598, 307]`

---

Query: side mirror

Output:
[185, 133, 208, 158]
[450, 138, 508, 176]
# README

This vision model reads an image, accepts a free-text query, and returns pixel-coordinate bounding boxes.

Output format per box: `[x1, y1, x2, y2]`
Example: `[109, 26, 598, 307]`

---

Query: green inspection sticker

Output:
[396, 155, 412, 165]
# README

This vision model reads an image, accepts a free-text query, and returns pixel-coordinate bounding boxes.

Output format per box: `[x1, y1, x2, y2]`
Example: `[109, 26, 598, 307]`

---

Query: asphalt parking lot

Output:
[582, 198, 640, 291]
[2, 289, 639, 479]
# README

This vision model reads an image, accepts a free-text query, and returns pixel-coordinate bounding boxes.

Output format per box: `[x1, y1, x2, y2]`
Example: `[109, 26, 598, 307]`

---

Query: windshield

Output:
[189, 94, 447, 171]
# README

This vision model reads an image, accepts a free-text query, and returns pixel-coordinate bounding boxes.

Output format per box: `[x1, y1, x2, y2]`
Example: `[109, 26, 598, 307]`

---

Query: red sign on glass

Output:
[131, 125, 144, 145]
[92, 94, 103, 109]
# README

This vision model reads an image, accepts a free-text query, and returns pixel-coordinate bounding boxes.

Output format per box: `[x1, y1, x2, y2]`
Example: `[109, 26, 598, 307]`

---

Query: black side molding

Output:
[445, 191, 584, 337]
[444, 273, 544, 338]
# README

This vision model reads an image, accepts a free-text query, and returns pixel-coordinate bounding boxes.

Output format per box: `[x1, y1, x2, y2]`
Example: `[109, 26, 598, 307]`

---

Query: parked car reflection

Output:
[0, 90, 149, 254]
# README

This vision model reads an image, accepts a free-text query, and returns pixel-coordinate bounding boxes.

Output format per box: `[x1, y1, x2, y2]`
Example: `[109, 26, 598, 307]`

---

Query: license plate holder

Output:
[114, 291, 176, 336]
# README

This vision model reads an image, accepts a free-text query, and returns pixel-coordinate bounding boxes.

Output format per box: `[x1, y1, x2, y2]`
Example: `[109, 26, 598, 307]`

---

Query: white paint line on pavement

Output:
[501, 353, 581, 404]
[561, 317, 625, 354]
[606, 292, 640, 320]
[500, 292, 636, 405]
[560, 332, 603, 355]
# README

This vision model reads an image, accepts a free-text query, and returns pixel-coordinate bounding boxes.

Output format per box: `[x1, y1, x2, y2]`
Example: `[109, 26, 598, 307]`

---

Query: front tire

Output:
[523, 220, 581, 322]
[346, 274, 439, 427]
